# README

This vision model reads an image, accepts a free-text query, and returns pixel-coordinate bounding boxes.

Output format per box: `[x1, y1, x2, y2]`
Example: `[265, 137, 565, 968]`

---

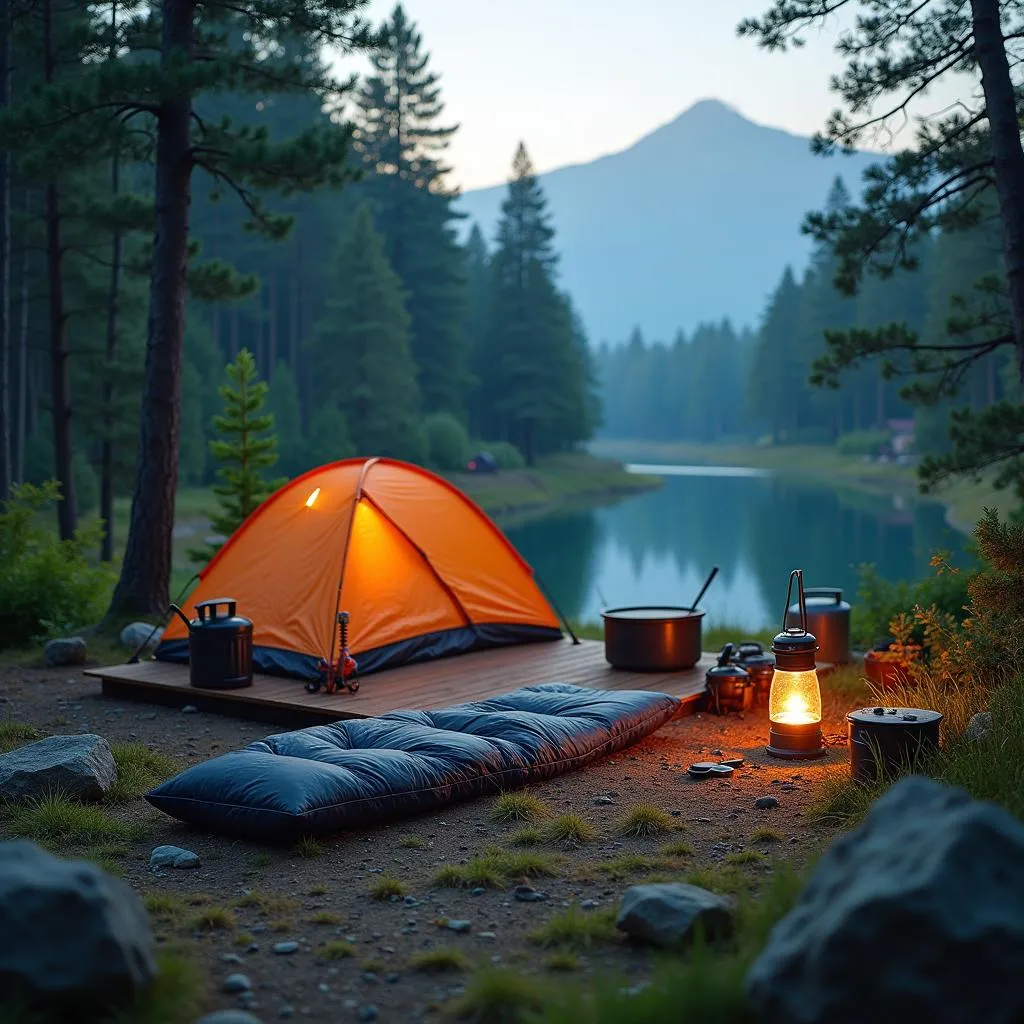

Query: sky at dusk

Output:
[346, 0, 972, 192]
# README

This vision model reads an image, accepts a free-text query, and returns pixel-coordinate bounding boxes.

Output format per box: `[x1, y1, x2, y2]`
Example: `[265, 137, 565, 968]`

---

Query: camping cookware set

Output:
[786, 586, 851, 664]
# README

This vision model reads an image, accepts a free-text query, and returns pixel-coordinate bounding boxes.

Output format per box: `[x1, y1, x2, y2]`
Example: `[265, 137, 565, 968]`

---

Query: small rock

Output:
[478, 931, 496, 938]
[43, 636, 87, 667]
[470, 887, 486, 897]
[279, 1008, 295, 1020]
[223, 973, 252, 994]
[711, 749, 724, 756]
[513, 885, 548, 902]
[150, 845, 201, 870]
[403, 895, 420, 906]
[580, 900, 600, 909]
[182, 705, 199, 714]
[362, 971, 378, 983]
[386, 972, 400, 983]
[593, 796, 615, 805]
[357, 1007, 379, 1022]
[755, 796, 780, 810]
[0, 734, 116, 803]
[222, 953, 243, 964]
[780, 783, 796, 792]
[615, 882, 733, 948]
[273, 941, 299, 955]
[196, 1012, 265, 1024]
[964, 711, 993, 743]
[119, 621, 165, 653]
[445, 919, 471, 933]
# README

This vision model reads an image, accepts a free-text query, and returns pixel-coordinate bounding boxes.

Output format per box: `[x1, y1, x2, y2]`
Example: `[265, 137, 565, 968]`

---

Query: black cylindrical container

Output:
[602, 606, 704, 671]
[188, 599, 253, 690]
[847, 706, 942, 783]
[705, 644, 753, 715]
[733, 642, 776, 708]
[787, 587, 851, 664]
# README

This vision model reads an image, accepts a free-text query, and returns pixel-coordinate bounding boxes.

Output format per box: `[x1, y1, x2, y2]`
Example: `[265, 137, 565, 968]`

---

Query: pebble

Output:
[149, 844, 201, 870]
[386, 972, 400, 983]
[755, 796, 780, 809]
[362, 971, 378, 983]
[593, 796, 615, 805]
[222, 973, 252, 994]
[780, 782, 796, 791]
[182, 704, 198, 714]
[470, 887, 486, 897]
[222, 953, 243, 964]
[580, 900, 600, 909]
[513, 885, 548, 902]
[445, 919, 471, 932]
[273, 941, 299, 955]
[478, 931, 496, 938]
[279, 1008, 295, 1019]
[196, 1012, 264, 1024]
[357, 1007, 379, 1022]
[404, 895, 420, 906]
[711, 748, 724, 756]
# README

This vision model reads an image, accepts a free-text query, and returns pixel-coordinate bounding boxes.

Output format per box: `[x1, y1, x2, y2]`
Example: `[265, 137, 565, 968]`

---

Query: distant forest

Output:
[597, 180, 1011, 455]
[2, 3, 597, 539]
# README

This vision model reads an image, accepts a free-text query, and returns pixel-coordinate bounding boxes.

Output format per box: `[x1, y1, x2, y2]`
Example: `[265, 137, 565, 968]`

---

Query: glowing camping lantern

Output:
[305, 487, 321, 508]
[766, 569, 826, 760]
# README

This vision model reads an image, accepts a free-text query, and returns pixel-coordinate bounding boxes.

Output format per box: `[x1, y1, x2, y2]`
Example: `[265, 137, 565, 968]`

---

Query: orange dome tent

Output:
[156, 458, 564, 681]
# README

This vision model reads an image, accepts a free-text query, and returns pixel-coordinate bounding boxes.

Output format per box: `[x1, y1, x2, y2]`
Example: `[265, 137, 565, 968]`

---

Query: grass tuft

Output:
[399, 835, 427, 849]
[545, 951, 581, 972]
[432, 848, 559, 889]
[5, 794, 140, 848]
[684, 863, 751, 896]
[409, 946, 473, 973]
[750, 826, 784, 844]
[660, 839, 696, 858]
[308, 884, 329, 896]
[542, 813, 596, 847]
[231, 891, 299, 916]
[189, 905, 235, 932]
[107, 743, 178, 802]
[491, 791, 549, 823]
[370, 875, 408, 900]
[723, 850, 768, 867]
[527, 905, 618, 951]
[318, 940, 356, 961]
[361, 958, 386, 974]
[293, 836, 324, 858]
[615, 802, 675, 838]
[509, 826, 543, 847]
[309, 910, 342, 926]
[448, 967, 550, 1024]
[0, 721, 42, 754]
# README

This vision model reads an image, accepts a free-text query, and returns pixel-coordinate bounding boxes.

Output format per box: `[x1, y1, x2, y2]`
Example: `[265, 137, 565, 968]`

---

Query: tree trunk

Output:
[14, 188, 28, 482]
[0, 0, 10, 500]
[99, 0, 122, 562]
[43, 0, 76, 538]
[971, 0, 1024, 383]
[106, 0, 194, 620]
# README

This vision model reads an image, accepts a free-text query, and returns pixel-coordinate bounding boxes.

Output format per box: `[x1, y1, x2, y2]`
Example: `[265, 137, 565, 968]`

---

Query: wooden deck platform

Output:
[86, 639, 714, 727]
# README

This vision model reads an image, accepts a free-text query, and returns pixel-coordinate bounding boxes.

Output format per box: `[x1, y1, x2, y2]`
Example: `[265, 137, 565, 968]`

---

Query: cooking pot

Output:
[602, 606, 704, 671]
[170, 598, 253, 690]
[705, 644, 753, 714]
[786, 587, 851, 664]
[733, 641, 775, 707]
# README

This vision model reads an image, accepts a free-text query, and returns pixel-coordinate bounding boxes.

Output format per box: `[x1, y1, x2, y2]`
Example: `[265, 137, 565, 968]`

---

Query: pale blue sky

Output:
[350, 0, 970, 192]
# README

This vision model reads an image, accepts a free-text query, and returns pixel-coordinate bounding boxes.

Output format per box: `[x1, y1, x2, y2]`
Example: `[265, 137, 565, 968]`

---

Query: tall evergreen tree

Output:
[311, 203, 422, 459]
[482, 143, 593, 464]
[354, 2, 468, 418]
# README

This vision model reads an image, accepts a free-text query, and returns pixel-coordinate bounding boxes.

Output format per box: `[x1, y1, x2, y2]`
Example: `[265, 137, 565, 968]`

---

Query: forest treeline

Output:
[0, 1, 598, 558]
[597, 180, 1012, 454]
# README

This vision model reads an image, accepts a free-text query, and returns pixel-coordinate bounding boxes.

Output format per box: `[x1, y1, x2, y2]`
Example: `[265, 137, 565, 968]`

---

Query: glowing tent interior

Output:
[155, 458, 564, 681]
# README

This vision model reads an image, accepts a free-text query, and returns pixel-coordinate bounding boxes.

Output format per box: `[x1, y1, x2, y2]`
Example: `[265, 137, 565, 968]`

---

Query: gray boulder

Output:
[615, 883, 733, 947]
[120, 621, 164, 653]
[0, 840, 157, 1008]
[746, 775, 1024, 1024]
[964, 711, 993, 743]
[43, 636, 87, 667]
[0, 734, 117, 802]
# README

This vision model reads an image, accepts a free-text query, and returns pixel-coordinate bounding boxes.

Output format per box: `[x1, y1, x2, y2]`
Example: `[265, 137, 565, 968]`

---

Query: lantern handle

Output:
[782, 569, 808, 635]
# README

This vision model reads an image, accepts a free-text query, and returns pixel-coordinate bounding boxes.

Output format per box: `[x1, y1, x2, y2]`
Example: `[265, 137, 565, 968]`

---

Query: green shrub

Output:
[473, 440, 525, 470]
[0, 481, 114, 649]
[424, 412, 470, 471]
[835, 429, 892, 456]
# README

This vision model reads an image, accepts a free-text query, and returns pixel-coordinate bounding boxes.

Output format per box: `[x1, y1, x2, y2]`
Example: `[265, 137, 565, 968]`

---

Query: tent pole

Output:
[127, 573, 200, 664]
[533, 573, 580, 645]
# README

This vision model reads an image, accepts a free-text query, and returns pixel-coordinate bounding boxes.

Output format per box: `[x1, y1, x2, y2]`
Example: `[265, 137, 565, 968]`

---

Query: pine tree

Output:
[190, 348, 284, 564]
[463, 222, 489, 437]
[311, 203, 423, 460]
[740, 0, 1024, 498]
[481, 143, 592, 465]
[354, 2, 468, 418]
[303, 402, 354, 471]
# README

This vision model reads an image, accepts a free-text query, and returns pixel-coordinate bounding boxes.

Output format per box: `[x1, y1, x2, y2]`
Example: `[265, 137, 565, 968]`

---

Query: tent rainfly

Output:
[156, 458, 564, 680]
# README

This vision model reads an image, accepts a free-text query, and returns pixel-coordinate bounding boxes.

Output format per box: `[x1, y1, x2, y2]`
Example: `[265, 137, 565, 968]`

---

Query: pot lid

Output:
[602, 606, 702, 620]
[847, 706, 943, 725]
[788, 587, 850, 613]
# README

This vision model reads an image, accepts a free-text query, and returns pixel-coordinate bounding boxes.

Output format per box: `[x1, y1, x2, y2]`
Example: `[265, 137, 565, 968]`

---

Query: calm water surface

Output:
[503, 464, 970, 631]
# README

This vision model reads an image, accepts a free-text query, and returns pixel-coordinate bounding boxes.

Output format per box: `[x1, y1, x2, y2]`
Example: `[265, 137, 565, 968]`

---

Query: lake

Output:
[503, 464, 971, 632]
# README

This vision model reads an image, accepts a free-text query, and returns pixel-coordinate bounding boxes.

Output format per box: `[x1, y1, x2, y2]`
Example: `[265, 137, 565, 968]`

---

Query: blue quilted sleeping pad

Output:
[146, 683, 680, 840]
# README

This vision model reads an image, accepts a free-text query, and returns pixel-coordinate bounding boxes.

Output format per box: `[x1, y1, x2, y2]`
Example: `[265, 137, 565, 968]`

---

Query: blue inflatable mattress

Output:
[146, 683, 679, 840]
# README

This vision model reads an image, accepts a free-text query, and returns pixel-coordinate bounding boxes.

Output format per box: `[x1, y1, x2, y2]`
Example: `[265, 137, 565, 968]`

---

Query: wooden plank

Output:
[85, 639, 714, 726]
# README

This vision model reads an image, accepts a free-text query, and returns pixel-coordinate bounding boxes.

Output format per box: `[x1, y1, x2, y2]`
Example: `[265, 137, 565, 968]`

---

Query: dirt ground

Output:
[0, 662, 857, 1023]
